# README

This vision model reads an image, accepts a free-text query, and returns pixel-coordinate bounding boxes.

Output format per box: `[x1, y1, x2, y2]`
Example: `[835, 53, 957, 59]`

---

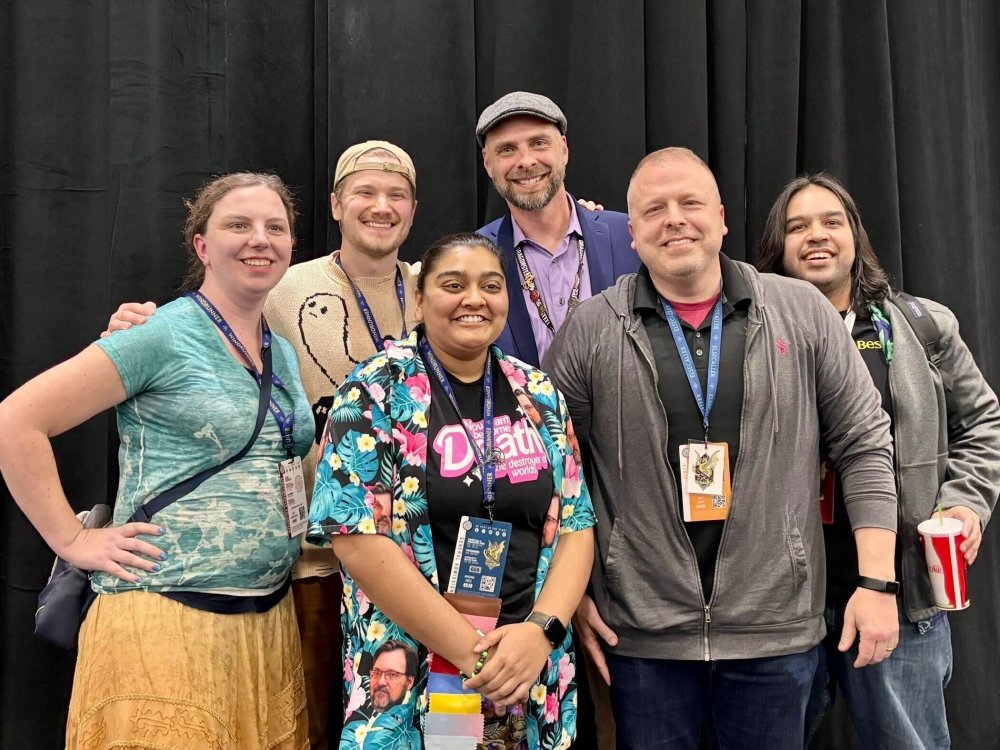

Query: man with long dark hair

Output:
[757, 173, 1000, 749]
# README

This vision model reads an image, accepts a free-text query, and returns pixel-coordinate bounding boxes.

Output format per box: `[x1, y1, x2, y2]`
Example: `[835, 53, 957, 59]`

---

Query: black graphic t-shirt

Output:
[426, 357, 554, 625]
[824, 314, 896, 607]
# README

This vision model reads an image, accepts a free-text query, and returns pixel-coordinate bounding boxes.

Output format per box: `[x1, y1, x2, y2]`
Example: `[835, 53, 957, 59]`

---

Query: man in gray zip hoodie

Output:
[757, 173, 1000, 750]
[544, 148, 900, 750]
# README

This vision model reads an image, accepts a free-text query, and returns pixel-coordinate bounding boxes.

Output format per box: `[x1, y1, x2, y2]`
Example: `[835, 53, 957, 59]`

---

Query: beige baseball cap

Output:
[333, 140, 416, 192]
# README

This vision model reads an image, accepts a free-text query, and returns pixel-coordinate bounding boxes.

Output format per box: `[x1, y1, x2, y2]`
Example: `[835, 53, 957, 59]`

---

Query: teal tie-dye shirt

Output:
[91, 296, 314, 594]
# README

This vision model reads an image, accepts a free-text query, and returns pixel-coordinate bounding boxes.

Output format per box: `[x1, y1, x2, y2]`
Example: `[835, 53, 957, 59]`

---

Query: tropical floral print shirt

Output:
[307, 332, 595, 750]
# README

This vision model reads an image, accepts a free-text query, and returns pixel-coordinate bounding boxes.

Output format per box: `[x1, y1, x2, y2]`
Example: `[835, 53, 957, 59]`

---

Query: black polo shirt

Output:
[633, 255, 750, 602]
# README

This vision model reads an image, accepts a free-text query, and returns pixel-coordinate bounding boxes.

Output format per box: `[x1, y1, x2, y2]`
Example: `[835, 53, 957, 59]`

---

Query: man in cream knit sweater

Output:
[266, 141, 420, 748]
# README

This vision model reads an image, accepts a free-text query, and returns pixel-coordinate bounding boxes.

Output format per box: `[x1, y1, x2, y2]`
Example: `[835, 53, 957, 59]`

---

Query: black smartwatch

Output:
[857, 575, 901, 594]
[525, 611, 567, 646]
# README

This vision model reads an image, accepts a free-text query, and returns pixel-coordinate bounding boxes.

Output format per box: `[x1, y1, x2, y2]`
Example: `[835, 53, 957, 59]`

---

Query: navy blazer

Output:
[477, 202, 640, 368]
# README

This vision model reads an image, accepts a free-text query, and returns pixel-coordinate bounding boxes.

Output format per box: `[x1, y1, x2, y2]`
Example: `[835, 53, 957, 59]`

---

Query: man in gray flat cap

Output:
[477, 91, 634, 750]
[477, 91, 639, 369]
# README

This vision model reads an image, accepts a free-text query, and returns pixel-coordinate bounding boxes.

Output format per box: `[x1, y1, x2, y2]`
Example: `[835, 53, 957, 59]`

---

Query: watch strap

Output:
[525, 611, 566, 645]
[857, 575, 901, 594]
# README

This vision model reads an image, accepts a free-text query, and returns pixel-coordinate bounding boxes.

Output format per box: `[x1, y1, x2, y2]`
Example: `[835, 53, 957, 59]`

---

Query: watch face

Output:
[544, 616, 567, 645]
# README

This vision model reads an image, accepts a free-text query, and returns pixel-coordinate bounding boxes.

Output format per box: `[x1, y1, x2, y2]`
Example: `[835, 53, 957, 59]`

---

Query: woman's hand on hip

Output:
[61, 523, 168, 583]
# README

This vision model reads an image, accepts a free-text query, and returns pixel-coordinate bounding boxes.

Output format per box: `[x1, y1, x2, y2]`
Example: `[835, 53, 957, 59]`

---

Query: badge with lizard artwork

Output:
[680, 441, 732, 522]
[446, 516, 512, 598]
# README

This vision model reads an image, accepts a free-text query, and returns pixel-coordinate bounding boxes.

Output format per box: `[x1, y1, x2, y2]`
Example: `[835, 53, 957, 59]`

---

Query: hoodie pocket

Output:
[604, 516, 699, 634]
[785, 509, 809, 588]
[605, 518, 625, 588]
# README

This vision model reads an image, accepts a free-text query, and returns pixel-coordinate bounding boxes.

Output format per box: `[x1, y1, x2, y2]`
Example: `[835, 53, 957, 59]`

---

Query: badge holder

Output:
[279, 456, 308, 537]
[680, 441, 732, 522]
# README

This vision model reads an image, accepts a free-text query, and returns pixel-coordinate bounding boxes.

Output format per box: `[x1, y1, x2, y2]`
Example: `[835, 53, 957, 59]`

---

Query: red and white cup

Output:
[917, 517, 970, 610]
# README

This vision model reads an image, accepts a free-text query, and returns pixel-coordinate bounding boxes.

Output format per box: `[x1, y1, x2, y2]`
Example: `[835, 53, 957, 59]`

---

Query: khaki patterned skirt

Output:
[66, 589, 308, 749]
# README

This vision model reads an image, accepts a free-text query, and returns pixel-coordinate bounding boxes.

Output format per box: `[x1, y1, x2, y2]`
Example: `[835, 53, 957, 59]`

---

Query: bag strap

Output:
[130, 343, 275, 523]
[890, 290, 953, 390]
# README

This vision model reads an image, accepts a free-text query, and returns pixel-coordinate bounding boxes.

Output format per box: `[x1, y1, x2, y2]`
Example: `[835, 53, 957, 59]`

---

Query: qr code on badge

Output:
[480, 576, 497, 594]
[712, 495, 726, 509]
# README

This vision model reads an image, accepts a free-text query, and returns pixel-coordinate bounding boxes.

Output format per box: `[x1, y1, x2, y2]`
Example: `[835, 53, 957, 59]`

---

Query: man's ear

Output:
[331, 192, 343, 222]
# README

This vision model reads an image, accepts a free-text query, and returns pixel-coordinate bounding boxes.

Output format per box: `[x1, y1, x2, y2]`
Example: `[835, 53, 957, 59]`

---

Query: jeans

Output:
[805, 599, 952, 749]
[607, 647, 819, 750]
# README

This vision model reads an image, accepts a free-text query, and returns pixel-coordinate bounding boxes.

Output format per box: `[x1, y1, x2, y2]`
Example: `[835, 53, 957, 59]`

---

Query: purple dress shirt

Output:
[511, 195, 592, 363]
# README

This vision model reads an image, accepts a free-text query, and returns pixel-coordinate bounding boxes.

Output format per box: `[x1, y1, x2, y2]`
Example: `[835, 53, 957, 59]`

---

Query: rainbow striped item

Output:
[424, 610, 498, 750]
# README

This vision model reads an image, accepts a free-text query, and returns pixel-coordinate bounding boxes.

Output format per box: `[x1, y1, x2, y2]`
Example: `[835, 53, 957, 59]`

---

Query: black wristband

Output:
[857, 575, 900, 594]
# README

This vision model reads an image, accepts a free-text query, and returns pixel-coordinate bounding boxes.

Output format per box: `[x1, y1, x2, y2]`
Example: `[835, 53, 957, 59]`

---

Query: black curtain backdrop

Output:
[2, 2, 998, 747]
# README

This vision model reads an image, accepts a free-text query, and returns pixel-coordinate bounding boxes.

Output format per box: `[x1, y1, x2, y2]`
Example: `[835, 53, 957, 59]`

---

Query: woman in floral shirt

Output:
[308, 233, 595, 750]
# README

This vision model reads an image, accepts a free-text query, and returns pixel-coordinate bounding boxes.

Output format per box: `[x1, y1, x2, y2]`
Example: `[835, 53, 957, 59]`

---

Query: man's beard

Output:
[372, 688, 392, 710]
[494, 168, 565, 211]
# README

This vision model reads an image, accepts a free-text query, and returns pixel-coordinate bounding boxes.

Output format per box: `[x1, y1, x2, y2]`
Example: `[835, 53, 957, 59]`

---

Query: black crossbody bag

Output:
[34, 345, 274, 650]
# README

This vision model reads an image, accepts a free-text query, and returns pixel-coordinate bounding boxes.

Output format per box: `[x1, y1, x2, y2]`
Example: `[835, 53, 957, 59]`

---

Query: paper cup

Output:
[917, 517, 969, 610]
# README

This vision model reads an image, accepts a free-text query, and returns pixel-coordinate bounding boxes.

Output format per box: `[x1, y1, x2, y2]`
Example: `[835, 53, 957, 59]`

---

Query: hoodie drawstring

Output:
[758, 305, 780, 441]
[617, 317, 627, 480]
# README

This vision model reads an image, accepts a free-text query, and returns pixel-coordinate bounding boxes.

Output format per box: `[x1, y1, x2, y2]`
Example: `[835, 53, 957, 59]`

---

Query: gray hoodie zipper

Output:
[619, 303, 713, 654]
[700, 314, 765, 659]
[617, 290, 775, 662]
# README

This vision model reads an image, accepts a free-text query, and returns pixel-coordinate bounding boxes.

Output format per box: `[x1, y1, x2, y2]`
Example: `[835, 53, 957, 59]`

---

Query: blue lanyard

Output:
[336, 257, 407, 351]
[659, 297, 724, 441]
[418, 338, 502, 521]
[186, 291, 296, 456]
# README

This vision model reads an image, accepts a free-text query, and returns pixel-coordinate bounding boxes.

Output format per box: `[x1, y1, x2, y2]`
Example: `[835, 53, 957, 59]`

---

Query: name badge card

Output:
[446, 516, 512, 598]
[679, 441, 732, 522]
[279, 456, 308, 538]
